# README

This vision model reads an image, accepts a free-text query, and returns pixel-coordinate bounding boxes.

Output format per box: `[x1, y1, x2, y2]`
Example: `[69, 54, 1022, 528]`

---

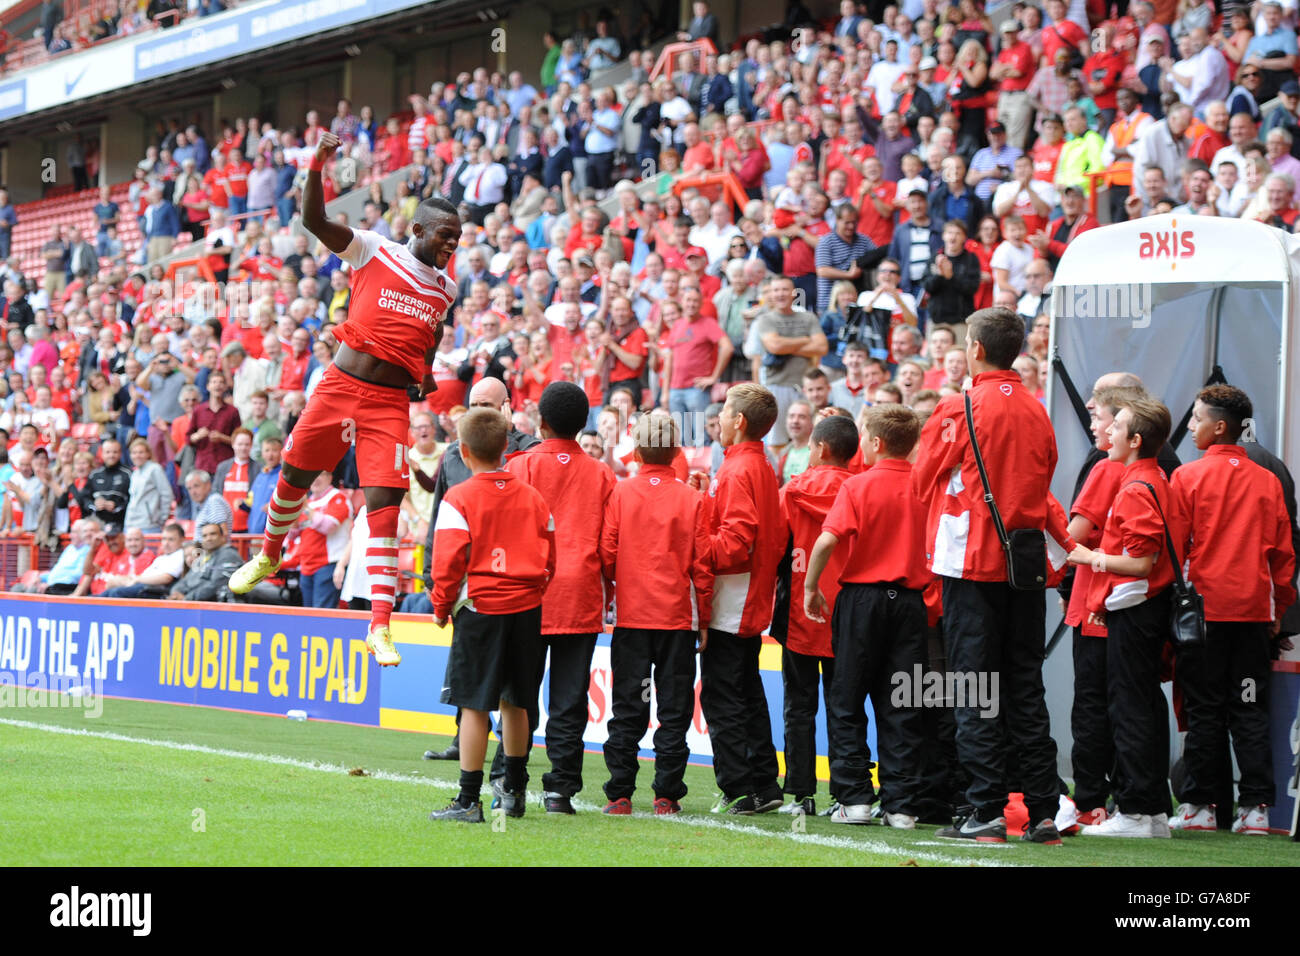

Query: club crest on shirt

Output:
[495, 480, 505, 489]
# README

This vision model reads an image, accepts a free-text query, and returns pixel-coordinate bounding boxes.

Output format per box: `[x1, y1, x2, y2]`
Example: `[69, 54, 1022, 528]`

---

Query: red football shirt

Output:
[823, 458, 931, 590]
[1066, 457, 1125, 636]
[335, 229, 457, 383]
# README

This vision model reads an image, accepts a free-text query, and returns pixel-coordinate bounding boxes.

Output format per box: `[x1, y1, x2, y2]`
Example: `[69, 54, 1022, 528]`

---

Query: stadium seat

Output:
[397, 548, 417, 594]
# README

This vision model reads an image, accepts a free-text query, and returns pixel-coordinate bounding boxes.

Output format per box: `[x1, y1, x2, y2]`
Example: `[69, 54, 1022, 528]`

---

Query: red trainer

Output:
[653, 798, 681, 815]
[603, 798, 633, 815]
[1067, 807, 1109, 834]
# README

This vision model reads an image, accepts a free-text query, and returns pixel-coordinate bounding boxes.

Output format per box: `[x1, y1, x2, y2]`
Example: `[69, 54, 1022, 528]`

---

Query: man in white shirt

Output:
[1210, 111, 1257, 176]
[867, 39, 908, 113]
[204, 208, 238, 280]
[101, 523, 187, 598]
[1169, 28, 1230, 115]
[992, 155, 1056, 228]
[459, 146, 508, 225]
[690, 201, 742, 270]
[29, 385, 69, 442]
[584, 88, 622, 192]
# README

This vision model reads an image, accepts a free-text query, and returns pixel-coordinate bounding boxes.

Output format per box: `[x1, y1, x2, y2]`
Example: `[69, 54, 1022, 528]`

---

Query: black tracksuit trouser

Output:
[603, 627, 697, 802]
[941, 576, 1059, 823]
[827, 582, 927, 811]
[700, 629, 782, 801]
[1176, 620, 1275, 807]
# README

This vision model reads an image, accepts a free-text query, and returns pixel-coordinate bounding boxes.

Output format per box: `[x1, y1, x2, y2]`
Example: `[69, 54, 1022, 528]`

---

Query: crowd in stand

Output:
[0, 0, 1294, 838]
[0, 0, 235, 64]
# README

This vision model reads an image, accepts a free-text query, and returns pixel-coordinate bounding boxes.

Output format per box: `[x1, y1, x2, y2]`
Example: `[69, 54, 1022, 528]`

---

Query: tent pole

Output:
[1280, 275, 1292, 458]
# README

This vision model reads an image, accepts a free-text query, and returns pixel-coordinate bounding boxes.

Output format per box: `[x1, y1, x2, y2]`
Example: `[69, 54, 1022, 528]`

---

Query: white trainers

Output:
[883, 811, 917, 829]
[1149, 812, 1172, 838]
[828, 803, 872, 825]
[1168, 802, 1216, 832]
[1054, 794, 1079, 835]
[1231, 805, 1270, 835]
[1080, 811, 1155, 838]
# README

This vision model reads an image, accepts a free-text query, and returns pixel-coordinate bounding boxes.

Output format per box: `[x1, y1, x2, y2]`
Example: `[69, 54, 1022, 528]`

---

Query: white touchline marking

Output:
[649, 815, 1017, 867]
[0, 717, 456, 789]
[0, 718, 1014, 865]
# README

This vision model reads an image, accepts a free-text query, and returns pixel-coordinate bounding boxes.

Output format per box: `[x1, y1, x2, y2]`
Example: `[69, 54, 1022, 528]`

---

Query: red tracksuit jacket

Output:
[780, 464, 853, 657]
[1171, 444, 1297, 622]
[506, 437, 616, 634]
[1086, 458, 1178, 615]
[600, 464, 713, 630]
[709, 440, 785, 637]
[431, 471, 556, 619]
[1067, 458, 1126, 636]
[912, 369, 1062, 582]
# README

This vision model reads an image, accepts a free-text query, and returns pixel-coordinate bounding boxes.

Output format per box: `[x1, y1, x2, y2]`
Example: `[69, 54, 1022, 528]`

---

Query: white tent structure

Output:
[1045, 214, 1299, 783]
[1050, 214, 1297, 488]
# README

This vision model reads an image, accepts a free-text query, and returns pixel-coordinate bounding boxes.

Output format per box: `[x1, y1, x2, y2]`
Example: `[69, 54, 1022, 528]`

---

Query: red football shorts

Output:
[283, 364, 411, 489]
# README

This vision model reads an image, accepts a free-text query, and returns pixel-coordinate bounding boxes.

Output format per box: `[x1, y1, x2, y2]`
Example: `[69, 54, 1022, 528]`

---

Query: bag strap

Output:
[963, 390, 1011, 550]
[1130, 479, 1188, 591]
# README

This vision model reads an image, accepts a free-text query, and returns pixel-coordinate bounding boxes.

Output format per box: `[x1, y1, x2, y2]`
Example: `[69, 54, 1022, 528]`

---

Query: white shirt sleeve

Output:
[989, 243, 1008, 271]
[338, 229, 382, 269]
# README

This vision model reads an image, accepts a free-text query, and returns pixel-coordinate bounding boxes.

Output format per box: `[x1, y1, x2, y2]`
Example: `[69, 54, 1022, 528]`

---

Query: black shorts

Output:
[441, 605, 544, 712]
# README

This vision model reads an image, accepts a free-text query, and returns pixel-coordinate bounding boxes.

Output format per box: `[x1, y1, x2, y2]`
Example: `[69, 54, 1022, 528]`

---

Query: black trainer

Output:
[1021, 818, 1063, 845]
[936, 814, 1007, 843]
[423, 744, 460, 761]
[543, 791, 576, 814]
[429, 799, 484, 823]
[754, 791, 785, 813]
[711, 793, 757, 815]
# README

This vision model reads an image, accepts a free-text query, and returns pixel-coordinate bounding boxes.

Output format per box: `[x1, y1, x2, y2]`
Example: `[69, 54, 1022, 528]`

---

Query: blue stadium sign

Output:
[134, 0, 432, 82]
[0, 80, 26, 122]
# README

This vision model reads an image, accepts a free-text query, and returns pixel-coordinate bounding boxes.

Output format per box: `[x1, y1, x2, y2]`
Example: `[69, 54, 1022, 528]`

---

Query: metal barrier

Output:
[649, 39, 717, 84]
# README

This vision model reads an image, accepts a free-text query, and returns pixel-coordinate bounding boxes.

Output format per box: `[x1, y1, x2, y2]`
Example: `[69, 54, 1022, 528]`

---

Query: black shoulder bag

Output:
[964, 390, 1047, 590]
[1132, 480, 1205, 648]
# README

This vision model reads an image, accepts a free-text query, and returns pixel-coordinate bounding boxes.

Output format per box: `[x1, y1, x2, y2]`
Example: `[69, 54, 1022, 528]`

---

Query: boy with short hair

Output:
[1062, 385, 1145, 829]
[774, 414, 859, 814]
[428, 408, 556, 823]
[912, 306, 1066, 845]
[1069, 396, 1179, 839]
[505, 381, 616, 814]
[700, 382, 787, 814]
[805, 405, 930, 829]
[599, 413, 713, 815]
[1167, 385, 1296, 835]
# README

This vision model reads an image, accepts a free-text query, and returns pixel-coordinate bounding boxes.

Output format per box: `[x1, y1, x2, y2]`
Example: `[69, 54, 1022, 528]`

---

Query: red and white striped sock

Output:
[262, 478, 310, 561]
[366, 505, 400, 632]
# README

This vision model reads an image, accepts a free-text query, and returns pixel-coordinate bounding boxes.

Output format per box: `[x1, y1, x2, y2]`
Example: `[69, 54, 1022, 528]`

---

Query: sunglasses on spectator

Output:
[878, 267, 900, 274]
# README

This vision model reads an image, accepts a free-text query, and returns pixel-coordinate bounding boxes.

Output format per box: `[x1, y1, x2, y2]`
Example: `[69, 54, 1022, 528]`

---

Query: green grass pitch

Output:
[1, 694, 1296, 866]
